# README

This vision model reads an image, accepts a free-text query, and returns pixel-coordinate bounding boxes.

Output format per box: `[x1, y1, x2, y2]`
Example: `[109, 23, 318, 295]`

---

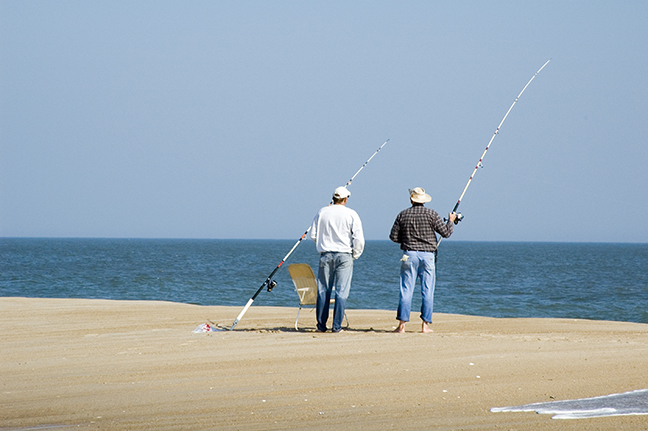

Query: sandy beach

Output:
[1, 297, 647, 430]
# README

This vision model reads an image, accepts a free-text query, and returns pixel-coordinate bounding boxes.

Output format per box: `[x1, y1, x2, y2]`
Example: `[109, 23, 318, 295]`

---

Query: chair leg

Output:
[295, 305, 302, 331]
[344, 312, 349, 328]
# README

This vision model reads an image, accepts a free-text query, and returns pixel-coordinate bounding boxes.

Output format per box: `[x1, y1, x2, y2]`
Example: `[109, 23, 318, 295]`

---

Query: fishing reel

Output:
[266, 280, 277, 292]
[445, 213, 464, 225]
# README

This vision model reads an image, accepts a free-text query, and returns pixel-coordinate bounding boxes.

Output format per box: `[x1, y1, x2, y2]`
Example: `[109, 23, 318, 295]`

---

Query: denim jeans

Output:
[316, 252, 353, 332]
[397, 250, 436, 323]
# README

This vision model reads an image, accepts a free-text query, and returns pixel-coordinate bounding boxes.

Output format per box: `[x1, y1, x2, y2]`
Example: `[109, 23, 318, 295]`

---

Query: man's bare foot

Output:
[422, 322, 433, 333]
[393, 321, 406, 333]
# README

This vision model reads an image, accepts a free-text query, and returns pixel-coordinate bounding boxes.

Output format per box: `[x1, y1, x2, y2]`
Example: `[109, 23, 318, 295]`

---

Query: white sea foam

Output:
[491, 389, 648, 419]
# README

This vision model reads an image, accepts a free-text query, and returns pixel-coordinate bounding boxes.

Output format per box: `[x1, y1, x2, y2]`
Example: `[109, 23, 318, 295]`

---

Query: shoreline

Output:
[2, 297, 647, 430]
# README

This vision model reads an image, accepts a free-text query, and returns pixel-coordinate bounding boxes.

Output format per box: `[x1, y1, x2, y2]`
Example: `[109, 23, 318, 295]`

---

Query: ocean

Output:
[1, 238, 647, 324]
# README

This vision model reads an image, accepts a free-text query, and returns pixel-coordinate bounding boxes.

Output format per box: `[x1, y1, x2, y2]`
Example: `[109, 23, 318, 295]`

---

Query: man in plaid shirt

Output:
[389, 187, 457, 333]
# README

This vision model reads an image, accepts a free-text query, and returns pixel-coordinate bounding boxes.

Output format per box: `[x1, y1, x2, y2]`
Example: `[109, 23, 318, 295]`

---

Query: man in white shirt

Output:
[310, 186, 365, 332]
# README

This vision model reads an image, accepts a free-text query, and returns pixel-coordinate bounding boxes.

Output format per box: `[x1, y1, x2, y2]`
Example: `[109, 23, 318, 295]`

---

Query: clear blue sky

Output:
[1, 1, 647, 242]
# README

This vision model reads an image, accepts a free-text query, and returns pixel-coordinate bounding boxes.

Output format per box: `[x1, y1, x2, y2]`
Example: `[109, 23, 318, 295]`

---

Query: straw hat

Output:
[409, 187, 431, 203]
[333, 186, 350, 199]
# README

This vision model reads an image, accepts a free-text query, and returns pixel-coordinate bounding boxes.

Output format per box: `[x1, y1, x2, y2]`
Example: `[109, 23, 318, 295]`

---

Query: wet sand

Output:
[2, 297, 647, 430]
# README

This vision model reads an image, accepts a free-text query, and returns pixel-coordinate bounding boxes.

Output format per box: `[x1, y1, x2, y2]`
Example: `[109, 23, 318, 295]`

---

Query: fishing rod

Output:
[446, 59, 551, 226]
[229, 139, 390, 330]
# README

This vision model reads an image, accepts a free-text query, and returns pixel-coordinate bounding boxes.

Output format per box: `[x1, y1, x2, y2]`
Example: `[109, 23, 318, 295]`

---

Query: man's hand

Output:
[448, 212, 457, 223]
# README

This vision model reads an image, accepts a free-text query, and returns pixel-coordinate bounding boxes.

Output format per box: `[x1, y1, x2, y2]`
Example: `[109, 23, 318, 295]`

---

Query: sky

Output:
[1, 1, 647, 243]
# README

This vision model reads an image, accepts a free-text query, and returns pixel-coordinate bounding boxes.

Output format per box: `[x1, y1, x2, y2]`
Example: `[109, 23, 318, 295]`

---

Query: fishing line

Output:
[445, 60, 551, 228]
[229, 139, 390, 330]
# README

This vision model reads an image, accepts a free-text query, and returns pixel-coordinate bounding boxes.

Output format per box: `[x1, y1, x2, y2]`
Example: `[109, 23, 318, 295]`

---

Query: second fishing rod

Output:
[442, 60, 551, 236]
[229, 139, 390, 330]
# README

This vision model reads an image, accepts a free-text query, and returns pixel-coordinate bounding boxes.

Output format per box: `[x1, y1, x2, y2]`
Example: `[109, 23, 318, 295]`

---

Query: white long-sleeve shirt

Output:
[310, 204, 364, 259]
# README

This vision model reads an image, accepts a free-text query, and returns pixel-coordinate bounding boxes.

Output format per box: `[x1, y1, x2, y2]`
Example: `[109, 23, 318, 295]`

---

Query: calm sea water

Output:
[1, 238, 647, 324]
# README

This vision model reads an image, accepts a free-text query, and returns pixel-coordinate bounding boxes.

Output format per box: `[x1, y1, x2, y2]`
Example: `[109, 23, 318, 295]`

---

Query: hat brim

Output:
[411, 193, 431, 203]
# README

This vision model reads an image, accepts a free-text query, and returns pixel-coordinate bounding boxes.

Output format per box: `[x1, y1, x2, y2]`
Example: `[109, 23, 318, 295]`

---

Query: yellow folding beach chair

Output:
[288, 263, 349, 331]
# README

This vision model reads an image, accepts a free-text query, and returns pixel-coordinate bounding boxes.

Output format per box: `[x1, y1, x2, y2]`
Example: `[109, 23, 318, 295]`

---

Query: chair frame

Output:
[288, 263, 349, 330]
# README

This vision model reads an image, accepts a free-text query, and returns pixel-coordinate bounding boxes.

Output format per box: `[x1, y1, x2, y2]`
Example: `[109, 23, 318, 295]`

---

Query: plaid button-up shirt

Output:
[389, 204, 453, 252]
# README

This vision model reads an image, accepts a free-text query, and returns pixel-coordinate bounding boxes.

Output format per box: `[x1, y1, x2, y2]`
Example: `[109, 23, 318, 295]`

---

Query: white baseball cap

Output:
[333, 186, 350, 199]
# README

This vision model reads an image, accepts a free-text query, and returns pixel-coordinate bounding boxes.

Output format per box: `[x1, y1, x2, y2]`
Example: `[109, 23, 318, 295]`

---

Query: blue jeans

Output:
[397, 251, 436, 323]
[316, 252, 353, 332]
